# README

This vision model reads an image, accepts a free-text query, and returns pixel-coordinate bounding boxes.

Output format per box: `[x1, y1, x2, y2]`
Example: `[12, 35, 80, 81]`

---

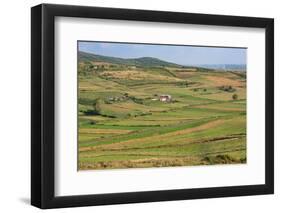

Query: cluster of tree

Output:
[83, 98, 102, 115]
[78, 61, 116, 77]
[193, 88, 207, 92]
[129, 96, 144, 104]
[78, 63, 92, 76]
[177, 81, 190, 87]
[218, 85, 236, 92]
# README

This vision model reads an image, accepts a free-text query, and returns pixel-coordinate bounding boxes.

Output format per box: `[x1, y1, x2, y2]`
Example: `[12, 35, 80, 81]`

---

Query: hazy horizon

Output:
[78, 41, 247, 66]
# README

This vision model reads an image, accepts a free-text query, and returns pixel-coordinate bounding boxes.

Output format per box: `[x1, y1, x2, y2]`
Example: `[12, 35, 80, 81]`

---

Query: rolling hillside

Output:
[79, 51, 183, 68]
[78, 51, 247, 170]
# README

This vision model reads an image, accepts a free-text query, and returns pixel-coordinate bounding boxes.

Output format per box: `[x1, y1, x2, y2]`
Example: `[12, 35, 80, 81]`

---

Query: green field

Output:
[78, 51, 247, 170]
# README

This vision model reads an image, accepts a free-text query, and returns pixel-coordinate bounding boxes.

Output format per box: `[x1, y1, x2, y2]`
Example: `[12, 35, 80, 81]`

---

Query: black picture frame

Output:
[31, 3, 274, 209]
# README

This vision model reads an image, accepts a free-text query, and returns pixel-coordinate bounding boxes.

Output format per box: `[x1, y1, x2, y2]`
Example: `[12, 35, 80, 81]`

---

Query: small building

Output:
[159, 95, 172, 102]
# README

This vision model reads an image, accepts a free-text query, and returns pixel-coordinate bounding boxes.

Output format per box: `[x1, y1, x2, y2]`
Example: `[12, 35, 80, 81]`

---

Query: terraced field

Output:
[78, 51, 246, 170]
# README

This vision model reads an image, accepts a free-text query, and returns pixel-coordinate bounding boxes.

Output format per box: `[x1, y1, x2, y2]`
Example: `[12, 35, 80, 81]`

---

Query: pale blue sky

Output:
[78, 41, 246, 65]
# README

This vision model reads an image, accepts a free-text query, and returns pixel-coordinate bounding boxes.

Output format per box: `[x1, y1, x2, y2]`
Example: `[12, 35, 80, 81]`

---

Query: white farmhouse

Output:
[159, 95, 172, 102]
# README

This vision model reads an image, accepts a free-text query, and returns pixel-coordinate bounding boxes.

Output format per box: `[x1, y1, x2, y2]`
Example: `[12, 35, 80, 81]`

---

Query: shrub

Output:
[202, 154, 239, 164]
[240, 157, 246, 163]
[232, 94, 238, 100]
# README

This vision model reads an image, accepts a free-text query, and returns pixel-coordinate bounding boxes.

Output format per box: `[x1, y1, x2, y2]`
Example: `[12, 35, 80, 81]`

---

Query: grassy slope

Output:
[78, 53, 246, 170]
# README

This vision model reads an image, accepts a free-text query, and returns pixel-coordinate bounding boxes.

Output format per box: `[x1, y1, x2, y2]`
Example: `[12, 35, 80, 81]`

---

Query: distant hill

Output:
[198, 64, 246, 72]
[78, 51, 183, 68]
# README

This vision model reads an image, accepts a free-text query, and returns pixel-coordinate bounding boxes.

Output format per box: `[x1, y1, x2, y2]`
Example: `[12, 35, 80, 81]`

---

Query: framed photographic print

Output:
[31, 3, 274, 209]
